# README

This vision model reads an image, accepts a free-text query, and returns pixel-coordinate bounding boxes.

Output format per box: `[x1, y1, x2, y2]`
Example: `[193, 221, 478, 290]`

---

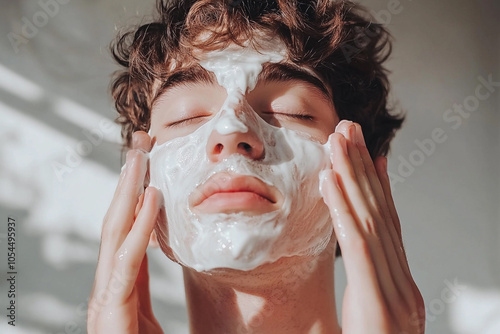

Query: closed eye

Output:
[165, 115, 211, 128]
[263, 112, 314, 121]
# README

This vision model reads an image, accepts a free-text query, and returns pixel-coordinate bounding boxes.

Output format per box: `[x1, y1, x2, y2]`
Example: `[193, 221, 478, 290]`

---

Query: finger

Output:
[135, 192, 145, 220]
[336, 123, 417, 311]
[94, 150, 148, 290]
[375, 157, 402, 237]
[320, 169, 383, 303]
[375, 157, 413, 278]
[329, 131, 400, 304]
[331, 126, 384, 237]
[337, 121, 384, 216]
[103, 149, 148, 250]
[132, 131, 153, 152]
[339, 122, 402, 287]
[113, 187, 161, 302]
[135, 254, 156, 319]
[132, 131, 152, 189]
[352, 123, 392, 220]
[350, 124, 416, 305]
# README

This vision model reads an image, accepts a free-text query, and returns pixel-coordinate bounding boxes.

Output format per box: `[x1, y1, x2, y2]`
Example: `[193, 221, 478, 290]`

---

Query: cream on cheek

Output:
[149, 40, 335, 272]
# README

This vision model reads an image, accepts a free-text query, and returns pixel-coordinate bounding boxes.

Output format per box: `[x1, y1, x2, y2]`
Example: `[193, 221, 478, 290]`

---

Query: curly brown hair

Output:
[111, 0, 404, 157]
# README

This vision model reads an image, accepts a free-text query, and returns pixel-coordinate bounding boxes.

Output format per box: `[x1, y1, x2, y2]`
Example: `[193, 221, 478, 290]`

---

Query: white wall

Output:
[0, 0, 498, 333]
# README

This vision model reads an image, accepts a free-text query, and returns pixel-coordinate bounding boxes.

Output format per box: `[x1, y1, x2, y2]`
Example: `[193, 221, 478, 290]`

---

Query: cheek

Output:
[310, 101, 338, 144]
[316, 114, 338, 144]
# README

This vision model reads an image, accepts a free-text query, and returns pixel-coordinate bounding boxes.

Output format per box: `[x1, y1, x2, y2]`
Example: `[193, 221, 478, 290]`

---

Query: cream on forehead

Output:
[198, 39, 286, 136]
[149, 39, 333, 272]
[199, 39, 286, 94]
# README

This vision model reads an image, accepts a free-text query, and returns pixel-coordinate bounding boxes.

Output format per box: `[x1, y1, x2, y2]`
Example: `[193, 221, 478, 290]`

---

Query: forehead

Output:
[153, 61, 332, 105]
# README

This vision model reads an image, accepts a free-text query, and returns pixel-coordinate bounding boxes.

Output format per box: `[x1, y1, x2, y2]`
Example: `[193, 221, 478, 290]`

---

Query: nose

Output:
[206, 126, 264, 162]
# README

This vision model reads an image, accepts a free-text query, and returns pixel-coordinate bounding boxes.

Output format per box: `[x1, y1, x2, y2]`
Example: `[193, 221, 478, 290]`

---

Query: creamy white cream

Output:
[149, 39, 334, 272]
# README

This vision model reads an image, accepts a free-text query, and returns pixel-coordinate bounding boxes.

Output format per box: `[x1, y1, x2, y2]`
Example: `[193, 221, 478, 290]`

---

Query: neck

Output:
[182, 242, 340, 334]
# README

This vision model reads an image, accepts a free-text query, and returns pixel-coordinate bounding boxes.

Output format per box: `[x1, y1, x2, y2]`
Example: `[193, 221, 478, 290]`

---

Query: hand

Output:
[321, 120, 425, 333]
[87, 132, 164, 334]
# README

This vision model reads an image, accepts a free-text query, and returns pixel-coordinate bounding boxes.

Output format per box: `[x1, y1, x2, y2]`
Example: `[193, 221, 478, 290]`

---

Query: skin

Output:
[88, 67, 425, 333]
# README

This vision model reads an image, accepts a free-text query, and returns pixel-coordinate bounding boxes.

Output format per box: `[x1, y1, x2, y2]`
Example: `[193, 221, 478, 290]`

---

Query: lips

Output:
[190, 173, 281, 213]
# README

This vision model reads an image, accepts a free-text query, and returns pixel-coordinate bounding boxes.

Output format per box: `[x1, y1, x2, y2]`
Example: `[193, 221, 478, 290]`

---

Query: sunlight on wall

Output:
[0, 63, 44, 102]
[22, 293, 79, 327]
[0, 98, 118, 266]
[53, 97, 121, 145]
[449, 286, 500, 334]
[0, 62, 187, 332]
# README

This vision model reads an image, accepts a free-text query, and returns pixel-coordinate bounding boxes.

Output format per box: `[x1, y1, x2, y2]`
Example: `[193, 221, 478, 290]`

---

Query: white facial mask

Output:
[149, 39, 334, 272]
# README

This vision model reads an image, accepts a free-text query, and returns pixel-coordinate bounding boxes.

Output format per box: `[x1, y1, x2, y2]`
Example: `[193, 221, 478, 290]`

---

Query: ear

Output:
[149, 229, 160, 248]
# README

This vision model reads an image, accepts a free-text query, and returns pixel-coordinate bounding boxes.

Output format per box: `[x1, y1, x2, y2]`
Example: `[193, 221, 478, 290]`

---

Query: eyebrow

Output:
[153, 61, 332, 105]
[153, 65, 217, 104]
[257, 62, 332, 101]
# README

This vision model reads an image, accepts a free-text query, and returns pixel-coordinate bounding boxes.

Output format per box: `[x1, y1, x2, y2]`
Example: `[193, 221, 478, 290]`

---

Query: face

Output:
[149, 39, 339, 272]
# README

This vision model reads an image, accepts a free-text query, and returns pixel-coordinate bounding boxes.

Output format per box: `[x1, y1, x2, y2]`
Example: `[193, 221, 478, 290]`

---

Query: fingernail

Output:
[347, 124, 355, 141]
[335, 119, 353, 132]
[132, 131, 144, 150]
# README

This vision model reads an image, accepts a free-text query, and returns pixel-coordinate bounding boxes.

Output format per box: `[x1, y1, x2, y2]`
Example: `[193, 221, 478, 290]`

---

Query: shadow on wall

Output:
[0, 65, 189, 333]
[0, 0, 188, 333]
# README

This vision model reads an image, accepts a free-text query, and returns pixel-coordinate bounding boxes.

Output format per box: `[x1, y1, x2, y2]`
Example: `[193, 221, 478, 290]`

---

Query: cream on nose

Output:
[207, 108, 264, 162]
[214, 108, 248, 135]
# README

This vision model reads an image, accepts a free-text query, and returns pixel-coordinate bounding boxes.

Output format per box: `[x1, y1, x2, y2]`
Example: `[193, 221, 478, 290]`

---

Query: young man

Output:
[88, 1, 425, 333]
